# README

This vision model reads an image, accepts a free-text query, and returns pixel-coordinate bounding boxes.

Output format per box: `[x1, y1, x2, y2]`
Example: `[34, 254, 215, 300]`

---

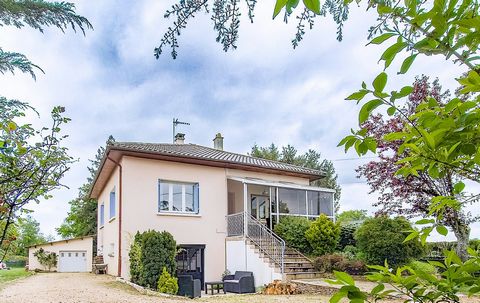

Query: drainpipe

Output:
[107, 156, 123, 277]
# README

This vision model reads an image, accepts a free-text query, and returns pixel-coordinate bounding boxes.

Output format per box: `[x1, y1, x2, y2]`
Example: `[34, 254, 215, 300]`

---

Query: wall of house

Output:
[28, 237, 93, 271]
[226, 238, 282, 287]
[96, 164, 120, 276]
[120, 156, 228, 282]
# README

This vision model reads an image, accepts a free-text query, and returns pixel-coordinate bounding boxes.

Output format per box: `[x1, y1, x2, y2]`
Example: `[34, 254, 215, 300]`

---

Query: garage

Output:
[28, 236, 93, 273]
[58, 251, 88, 272]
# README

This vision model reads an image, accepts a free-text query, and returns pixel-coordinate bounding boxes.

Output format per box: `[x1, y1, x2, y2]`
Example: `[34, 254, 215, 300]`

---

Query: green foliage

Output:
[130, 230, 177, 289]
[337, 225, 357, 251]
[14, 216, 47, 256]
[273, 216, 312, 254]
[128, 234, 143, 285]
[355, 216, 424, 268]
[314, 254, 367, 275]
[305, 214, 340, 256]
[157, 267, 179, 295]
[409, 260, 437, 275]
[336, 210, 368, 226]
[0, 98, 74, 255]
[33, 248, 57, 271]
[0, 0, 92, 78]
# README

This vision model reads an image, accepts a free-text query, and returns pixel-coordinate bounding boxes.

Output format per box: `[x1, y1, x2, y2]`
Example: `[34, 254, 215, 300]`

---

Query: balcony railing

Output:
[226, 212, 285, 273]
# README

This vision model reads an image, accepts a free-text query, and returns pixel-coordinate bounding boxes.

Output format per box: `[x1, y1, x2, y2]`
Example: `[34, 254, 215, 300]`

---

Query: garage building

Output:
[28, 236, 93, 272]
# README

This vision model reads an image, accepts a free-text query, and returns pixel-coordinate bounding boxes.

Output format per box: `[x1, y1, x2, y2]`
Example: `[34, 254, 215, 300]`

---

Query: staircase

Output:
[227, 212, 322, 281]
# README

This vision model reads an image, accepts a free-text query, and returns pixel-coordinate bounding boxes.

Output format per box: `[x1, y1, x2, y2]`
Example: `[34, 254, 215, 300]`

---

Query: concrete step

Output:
[285, 272, 324, 280]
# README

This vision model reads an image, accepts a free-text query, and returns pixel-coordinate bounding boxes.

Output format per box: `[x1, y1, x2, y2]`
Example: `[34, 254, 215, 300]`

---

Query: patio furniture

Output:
[178, 275, 201, 298]
[223, 271, 255, 294]
[92, 255, 107, 274]
[205, 281, 225, 295]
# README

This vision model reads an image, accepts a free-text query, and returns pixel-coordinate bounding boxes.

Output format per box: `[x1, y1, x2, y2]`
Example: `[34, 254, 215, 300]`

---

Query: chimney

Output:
[213, 133, 224, 150]
[174, 133, 185, 144]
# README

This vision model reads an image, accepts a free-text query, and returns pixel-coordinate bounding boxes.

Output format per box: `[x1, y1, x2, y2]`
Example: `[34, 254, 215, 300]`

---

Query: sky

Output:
[0, 0, 478, 240]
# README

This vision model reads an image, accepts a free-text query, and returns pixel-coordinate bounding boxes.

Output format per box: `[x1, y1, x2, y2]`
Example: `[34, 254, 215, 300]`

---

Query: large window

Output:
[278, 188, 306, 215]
[100, 203, 105, 226]
[109, 188, 116, 219]
[307, 191, 334, 216]
[158, 180, 199, 214]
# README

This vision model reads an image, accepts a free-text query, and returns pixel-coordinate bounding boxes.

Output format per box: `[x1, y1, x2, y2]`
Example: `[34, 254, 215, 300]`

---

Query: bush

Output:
[409, 260, 437, 275]
[305, 214, 340, 256]
[129, 233, 143, 285]
[355, 216, 424, 268]
[273, 216, 312, 254]
[313, 254, 345, 273]
[33, 248, 57, 271]
[338, 224, 357, 250]
[157, 267, 179, 295]
[128, 230, 177, 289]
[340, 245, 359, 260]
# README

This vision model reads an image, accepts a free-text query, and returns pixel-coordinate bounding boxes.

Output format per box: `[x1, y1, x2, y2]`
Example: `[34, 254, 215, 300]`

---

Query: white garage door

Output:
[58, 251, 88, 272]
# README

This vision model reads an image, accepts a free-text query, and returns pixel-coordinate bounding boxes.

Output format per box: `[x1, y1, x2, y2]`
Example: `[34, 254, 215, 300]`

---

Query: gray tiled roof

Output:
[109, 142, 325, 178]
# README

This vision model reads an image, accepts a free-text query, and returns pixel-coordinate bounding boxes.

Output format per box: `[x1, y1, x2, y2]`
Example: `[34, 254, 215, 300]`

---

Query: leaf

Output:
[7, 121, 17, 131]
[303, 0, 321, 14]
[403, 231, 419, 243]
[369, 33, 396, 45]
[436, 225, 448, 236]
[387, 106, 396, 115]
[416, 218, 435, 225]
[346, 90, 369, 101]
[380, 42, 407, 69]
[286, 0, 300, 13]
[330, 291, 347, 303]
[453, 181, 465, 194]
[373, 72, 388, 92]
[371, 283, 385, 295]
[334, 271, 355, 285]
[399, 54, 417, 74]
[273, 0, 288, 18]
[359, 99, 384, 124]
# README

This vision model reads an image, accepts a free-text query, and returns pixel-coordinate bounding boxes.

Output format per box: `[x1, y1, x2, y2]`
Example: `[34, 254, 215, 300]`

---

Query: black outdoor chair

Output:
[223, 271, 255, 294]
[178, 275, 202, 298]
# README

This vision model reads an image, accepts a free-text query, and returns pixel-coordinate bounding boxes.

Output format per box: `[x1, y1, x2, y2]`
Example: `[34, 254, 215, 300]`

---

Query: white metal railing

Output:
[226, 212, 244, 237]
[226, 212, 285, 273]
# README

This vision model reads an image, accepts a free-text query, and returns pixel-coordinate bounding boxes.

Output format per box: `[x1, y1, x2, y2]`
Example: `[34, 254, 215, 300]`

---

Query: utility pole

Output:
[172, 118, 190, 143]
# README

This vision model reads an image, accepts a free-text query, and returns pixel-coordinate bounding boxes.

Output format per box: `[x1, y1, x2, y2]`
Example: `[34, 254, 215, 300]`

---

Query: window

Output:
[278, 188, 306, 215]
[158, 180, 199, 214]
[109, 188, 116, 219]
[100, 203, 105, 226]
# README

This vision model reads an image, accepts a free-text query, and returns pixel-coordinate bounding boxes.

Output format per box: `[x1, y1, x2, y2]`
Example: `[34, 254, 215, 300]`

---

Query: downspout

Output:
[107, 156, 123, 277]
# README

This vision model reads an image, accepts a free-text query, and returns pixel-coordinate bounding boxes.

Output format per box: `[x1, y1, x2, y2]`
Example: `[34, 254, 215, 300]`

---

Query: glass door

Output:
[176, 245, 205, 290]
[251, 195, 269, 225]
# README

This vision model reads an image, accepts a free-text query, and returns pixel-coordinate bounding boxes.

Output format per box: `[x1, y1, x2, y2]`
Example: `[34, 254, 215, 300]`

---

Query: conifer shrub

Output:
[157, 267, 179, 295]
[305, 214, 340, 256]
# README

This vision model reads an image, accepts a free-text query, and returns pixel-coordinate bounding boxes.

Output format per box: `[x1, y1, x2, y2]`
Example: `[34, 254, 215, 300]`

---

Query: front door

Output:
[176, 245, 205, 290]
[251, 195, 269, 224]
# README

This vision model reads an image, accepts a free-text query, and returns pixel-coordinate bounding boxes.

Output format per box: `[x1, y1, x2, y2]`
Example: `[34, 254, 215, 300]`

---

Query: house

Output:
[28, 236, 93, 272]
[89, 134, 335, 287]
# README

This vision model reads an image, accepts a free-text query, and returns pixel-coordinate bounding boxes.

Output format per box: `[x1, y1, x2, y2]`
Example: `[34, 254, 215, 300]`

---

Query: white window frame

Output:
[158, 180, 199, 214]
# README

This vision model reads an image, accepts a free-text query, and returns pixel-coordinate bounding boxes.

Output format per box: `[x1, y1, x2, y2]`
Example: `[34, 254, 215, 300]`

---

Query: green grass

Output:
[0, 267, 32, 285]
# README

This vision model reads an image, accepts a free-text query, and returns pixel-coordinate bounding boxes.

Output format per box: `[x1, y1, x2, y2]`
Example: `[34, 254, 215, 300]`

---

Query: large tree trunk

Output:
[451, 222, 470, 261]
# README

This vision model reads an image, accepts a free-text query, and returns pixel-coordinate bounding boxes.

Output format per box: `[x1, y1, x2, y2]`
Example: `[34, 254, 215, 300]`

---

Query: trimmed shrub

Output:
[355, 216, 424, 268]
[409, 260, 437, 275]
[313, 254, 366, 275]
[140, 230, 177, 288]
[274, 216, 312, 254]
[129, 232, 143, 285]
[338, 224, 357, 250]
[157, 267, 179, 295]
[305, 214, 340, 256]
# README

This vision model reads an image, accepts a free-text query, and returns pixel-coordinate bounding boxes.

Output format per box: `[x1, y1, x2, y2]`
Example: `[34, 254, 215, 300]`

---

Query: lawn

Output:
[0, 267, 32, 285]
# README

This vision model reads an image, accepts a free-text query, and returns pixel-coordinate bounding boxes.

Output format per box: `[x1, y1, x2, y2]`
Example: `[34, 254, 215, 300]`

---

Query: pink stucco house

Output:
[89, 134, 335, 287]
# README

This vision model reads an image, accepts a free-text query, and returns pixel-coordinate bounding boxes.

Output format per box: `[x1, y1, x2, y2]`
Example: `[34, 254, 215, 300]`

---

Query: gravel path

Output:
[0, 273, 189, 303]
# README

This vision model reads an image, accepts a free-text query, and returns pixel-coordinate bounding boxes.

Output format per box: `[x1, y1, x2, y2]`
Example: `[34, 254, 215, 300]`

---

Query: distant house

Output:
[89, 133, 334, 287]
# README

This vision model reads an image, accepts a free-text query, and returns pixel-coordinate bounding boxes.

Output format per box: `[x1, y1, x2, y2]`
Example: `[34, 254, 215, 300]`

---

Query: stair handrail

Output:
[246, 213, 285, 274]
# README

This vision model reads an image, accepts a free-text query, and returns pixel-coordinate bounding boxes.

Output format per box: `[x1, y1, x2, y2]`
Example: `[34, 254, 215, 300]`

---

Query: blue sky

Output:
[0, 1, 477, 240]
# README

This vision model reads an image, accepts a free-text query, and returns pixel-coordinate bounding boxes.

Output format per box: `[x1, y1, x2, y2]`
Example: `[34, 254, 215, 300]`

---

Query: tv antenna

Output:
[172, 118, 190, 143]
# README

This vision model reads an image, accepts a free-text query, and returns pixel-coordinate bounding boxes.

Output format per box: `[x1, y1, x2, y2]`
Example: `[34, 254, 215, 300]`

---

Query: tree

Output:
[305, 214, 340, 256]
[14, 216, 47, 256]
[57, 136, 115, 239]
[251, 143, 342, 213]
[356, 76, 474, 259]
[0, 1, 91, 261]
[0, 0, 92, 79]
[336, 210, 368, 226]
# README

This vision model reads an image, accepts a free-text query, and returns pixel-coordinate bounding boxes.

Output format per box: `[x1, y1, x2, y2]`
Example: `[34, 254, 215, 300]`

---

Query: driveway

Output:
[0, 273, 190, 303]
